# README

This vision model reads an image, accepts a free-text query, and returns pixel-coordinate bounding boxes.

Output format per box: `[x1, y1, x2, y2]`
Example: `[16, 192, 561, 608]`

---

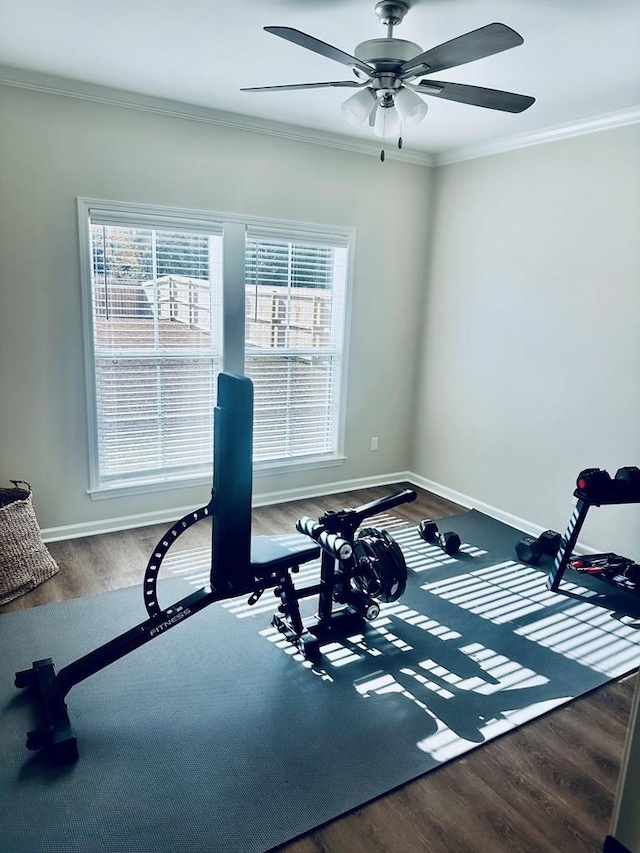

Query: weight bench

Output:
[15, 372, 415, 761]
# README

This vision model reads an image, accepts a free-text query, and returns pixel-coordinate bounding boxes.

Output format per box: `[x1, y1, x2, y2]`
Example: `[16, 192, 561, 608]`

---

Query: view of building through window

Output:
[245, 236, 346, 464]
[86, 214, 348, 489]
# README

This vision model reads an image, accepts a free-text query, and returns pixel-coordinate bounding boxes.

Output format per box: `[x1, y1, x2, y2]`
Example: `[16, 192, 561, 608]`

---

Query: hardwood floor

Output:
[1, 484, 634, 853]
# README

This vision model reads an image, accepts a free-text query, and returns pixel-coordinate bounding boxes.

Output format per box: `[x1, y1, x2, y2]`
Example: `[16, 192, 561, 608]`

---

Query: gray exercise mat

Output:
[1, 510, 639, 853]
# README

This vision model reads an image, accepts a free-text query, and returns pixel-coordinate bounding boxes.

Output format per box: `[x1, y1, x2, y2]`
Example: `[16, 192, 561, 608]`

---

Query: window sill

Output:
[87, 473, 213, 501]
[254, 454, 346, 477]
[88, 455, 346, 500]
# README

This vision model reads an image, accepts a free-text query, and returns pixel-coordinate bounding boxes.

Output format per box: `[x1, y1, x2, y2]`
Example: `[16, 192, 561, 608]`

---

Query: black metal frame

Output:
[603, 835, 633, 853]
[14, 372, 416, 760]
[547, 488, 640, 593]
[273, 489, 416, 655]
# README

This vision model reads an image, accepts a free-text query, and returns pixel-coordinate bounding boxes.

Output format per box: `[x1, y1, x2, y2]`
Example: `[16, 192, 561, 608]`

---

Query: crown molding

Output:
[2, 64, 638, 169]
[435, 105, 640, 166]
[0, 64, 436, 167]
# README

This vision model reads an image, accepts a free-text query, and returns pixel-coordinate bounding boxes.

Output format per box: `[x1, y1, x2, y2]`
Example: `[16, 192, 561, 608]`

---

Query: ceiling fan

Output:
[241, 1, 535, 148]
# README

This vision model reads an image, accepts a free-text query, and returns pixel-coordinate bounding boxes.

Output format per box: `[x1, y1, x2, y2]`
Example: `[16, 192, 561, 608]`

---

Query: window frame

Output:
[78, 198, 354, 499]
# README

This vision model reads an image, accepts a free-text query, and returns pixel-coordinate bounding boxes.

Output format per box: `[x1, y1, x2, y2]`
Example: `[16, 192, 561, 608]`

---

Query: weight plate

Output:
[352, 527, 408, 603]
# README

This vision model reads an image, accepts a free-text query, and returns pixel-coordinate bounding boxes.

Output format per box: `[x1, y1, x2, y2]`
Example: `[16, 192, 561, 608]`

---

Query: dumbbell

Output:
[623, 562, 640, 586]
[615, 466, 640, 499]
[418, 520, 461, 555]
[575, 468, 613, 501]
[515, 530, 561, 565]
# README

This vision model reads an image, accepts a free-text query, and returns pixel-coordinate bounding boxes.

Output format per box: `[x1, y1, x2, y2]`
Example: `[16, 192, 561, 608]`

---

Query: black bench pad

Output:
[250, 534, 319, 575]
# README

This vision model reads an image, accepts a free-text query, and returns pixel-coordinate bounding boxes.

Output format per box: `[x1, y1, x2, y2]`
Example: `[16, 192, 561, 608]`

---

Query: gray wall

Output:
[0, 84, 431, 533]
[1, 81, 639, 555]
[412, 124, 640, 555]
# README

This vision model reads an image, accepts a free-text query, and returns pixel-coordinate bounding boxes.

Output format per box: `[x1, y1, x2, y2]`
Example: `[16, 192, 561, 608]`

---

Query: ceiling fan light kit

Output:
[394, 86, 428, 126]
[374, 97, 401, 138]
[242, 0, 535, 159]
[342, 87, 377, 127]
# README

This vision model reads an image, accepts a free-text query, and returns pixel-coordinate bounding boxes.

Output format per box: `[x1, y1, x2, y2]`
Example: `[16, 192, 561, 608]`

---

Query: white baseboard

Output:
[407, 472, 599, 555]
[252, 471, 413, 508]
[40, 503, 206, 542]
[406, 473, 546, 536]
[40, 471, 413, 542]
[42, 470, 598, 556]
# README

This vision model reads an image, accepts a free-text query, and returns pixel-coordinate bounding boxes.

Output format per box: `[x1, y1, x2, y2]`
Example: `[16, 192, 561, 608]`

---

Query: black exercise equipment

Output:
[576, 467, 612, 500]
[569, 553, 640, 592]
[547, 463, 640, 594]
[418, 519, 461, 555]
[515, 530, 561, 565]
[614, 466, 640, 497]
[352, 528, 408, 603]
[14, 373, 416, 761]
[283, 500, 414, 653]
[575, 466, 640, 504]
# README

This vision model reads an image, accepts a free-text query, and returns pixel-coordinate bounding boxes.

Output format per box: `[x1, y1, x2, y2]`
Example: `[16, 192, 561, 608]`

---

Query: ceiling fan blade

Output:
[241, 81, 363, 92]
[414, 79, 535, 113]
[265, 26, 374, 75]
[401, 23, 524, 77]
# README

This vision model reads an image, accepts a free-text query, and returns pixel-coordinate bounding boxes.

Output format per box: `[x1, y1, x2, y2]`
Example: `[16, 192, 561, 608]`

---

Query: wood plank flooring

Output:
[1, 484, 634, 853]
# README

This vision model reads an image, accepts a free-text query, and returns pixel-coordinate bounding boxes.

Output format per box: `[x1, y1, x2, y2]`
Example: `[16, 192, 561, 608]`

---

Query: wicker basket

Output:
[0, 481, 58, 605]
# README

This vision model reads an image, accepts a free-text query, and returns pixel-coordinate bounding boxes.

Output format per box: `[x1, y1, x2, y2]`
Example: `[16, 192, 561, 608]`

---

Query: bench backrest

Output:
[210, 372, 254, 594]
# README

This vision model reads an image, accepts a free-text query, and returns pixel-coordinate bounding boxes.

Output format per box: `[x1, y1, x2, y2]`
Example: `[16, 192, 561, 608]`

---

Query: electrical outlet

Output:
[370, 437, 379, 451]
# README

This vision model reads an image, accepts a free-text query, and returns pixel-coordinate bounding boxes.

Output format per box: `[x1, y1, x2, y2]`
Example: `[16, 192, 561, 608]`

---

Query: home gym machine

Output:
[547, 466, 640, 593]
[15, 373, 416, 760]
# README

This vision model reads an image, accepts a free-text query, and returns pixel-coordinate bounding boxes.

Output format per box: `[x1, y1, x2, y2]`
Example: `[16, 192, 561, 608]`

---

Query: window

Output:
[80, 201, 351, 495]
[245, 234, 347, 463]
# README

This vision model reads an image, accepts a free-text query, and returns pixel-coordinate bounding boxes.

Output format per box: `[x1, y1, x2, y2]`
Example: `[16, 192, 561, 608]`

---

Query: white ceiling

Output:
[1, 0, 639, 159]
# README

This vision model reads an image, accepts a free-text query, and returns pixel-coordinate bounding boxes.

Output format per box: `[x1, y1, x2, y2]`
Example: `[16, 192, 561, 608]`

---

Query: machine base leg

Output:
[272, 607, 371, 661]
[15, 658, 78, 761]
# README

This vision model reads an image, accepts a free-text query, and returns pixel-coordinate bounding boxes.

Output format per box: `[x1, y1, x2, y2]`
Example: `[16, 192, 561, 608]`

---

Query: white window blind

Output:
[245, 235, 347, 463]
[89, 221, 223, 484]
[83, 203, 350, 493]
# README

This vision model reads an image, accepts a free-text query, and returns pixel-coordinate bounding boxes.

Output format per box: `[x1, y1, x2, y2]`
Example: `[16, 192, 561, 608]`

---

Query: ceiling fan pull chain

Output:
[380, 107, 388, 161]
